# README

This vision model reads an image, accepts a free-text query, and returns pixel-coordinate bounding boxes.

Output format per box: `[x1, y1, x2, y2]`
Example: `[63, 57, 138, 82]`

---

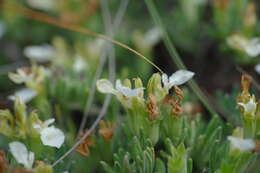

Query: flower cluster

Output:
[0, 97, 65, 171]
[97, 70, 194, 108]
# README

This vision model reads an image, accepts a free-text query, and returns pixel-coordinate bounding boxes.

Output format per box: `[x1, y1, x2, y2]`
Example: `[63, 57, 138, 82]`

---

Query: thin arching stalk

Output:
[53, 0, 127, 167]
[144, 0, 217, 116]
[4, 2, 163, 74]
[78, 0, 128, 137]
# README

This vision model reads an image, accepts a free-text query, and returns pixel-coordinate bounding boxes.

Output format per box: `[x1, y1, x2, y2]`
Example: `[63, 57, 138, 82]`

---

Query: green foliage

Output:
[0, 0, 260, 173]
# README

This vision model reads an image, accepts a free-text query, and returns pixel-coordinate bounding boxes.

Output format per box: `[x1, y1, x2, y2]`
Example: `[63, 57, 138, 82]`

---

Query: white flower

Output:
[237, 97, 257, 115]
[132, 27, 162, 52]
[33, 119, 65, 148]
[255, 63, 260, 74]
[73, 56, 88, 73]
[96, 79, 144, 98]
[243, 38, 260, 57]
[115, 80, 144, 97]
[26, 0, 56, 11]
[227, 34, 260, 57]
[227, 136, 255, 152]
[8, 88, 37, 103]
[24, 44, 55, 62]
[40, 126, 65, 148]
[162, 70, 194, 90]
[144, 27, 162, 47]
[9, 141, 34, 169]
[9, 68, 34, 84]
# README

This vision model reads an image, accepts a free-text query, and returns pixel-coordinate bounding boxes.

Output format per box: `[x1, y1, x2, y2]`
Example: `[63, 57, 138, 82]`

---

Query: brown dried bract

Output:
[241, 74, 252, 93]
[147, 94, 159, 121]
[163, 95, 182, 116]
[99, 120, 115, 141]
[76, 131, 95, 157]
[171, 100, 182, 116]
[163, 86, 184, 116]
[173, 86, 184, 100]
[237, 75, 252, 103]
[0, 150, 7, 173]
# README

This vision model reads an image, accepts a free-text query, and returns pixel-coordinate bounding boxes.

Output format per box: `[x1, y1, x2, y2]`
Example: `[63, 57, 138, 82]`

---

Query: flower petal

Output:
[169, 70, 194, 86]
[40, 126, 65, 148]
[8, 88, 37, 103]
[255, 63, 260, 74]
[8, 73, 25, 84]
[27, 152, 35, 169]
[43, 118, 55, 127]
[115, 80, 144, 98]
[237, 97, 257, 115]
[24, 44, 54, 62]
[96, 79, 116, 94]
[228, 136, 255, 152]
[9, 141, 34, 169]
[73, 57, 88, 73]
[161, 73, 169, 88]
[244, 38, 260, 57]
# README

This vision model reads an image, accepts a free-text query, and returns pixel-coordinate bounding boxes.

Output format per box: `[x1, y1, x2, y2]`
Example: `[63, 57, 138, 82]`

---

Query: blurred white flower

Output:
[143, 27, 162, 47]
[243, 38, 260, 57]
[132, 27, 162, 53]
[73, 56, 88, 73]
[9, 68, 34, 84]
[227, 34, 260, 57]
[97, 79, 144, 98]
[9, 141, 34, 169]
[162, 70, 194, 90]
[227, 136, 255, 152]
[255, 63, 260, 74]
[26, 0, 55, 11]
[24, 44, 55, 62]
[8, 88, 37, 103]
[237, 97, 257, 115]
[33, 119, 65, 148]
[86, 39, 104, 58]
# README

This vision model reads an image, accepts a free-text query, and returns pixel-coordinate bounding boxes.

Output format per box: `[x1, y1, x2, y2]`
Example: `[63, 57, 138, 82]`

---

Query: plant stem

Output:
[144, 0, 217, 116]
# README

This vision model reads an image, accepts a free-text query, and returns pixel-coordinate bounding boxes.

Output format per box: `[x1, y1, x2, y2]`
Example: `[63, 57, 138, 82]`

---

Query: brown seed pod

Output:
[98, 120, 115, 141]
[173, 86, 184, 100]
[146, 94, 159, 121]
[76, 131, 95, 157]
[171, 100, 182, 116]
